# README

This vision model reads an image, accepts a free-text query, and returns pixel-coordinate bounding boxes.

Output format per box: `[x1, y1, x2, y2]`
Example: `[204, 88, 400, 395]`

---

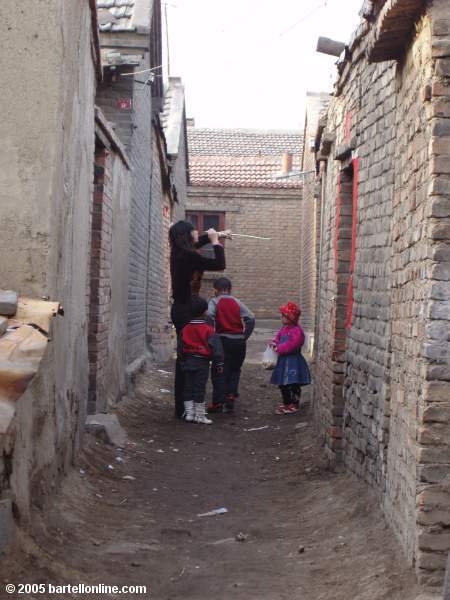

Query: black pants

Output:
[279, 384, 301, 406]
[211, 337, 246, 403]
[171, 301, 192, 418]
[182, 357, 210, 404]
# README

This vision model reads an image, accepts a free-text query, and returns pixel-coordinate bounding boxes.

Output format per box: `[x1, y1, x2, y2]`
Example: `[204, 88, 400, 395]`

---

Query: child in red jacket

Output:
[270, 302, 311, 414]
[178, 296, 224, 424]
[207, 277, 255, 413]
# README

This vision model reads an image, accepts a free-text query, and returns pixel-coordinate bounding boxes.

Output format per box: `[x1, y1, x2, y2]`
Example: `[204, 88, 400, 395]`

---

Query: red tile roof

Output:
[187, 128, 303, 190]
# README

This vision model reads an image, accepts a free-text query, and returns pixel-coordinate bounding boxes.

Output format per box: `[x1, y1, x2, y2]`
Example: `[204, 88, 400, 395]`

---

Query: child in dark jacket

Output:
[270, 302, 311, 415]
[207, 277, 255, 413]
[178, 296, 224, 424]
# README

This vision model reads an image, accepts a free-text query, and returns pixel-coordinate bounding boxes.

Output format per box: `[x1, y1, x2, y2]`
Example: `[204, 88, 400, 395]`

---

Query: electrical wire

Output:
[278, 1, 328, 37]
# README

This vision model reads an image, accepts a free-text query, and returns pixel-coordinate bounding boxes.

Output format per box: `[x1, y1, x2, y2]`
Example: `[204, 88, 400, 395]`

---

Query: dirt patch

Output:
[0, 330, 421, 600]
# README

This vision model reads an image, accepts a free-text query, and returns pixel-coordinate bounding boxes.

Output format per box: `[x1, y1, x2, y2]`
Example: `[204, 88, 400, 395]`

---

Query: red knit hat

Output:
[279, 302, 301, 323]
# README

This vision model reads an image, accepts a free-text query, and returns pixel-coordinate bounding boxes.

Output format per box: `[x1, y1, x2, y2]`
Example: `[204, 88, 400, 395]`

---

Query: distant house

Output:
[187, 127, 303, 318]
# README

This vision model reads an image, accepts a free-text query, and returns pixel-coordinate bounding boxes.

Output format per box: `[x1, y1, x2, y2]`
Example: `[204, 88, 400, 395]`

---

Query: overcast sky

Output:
[164, 0, 363, 130]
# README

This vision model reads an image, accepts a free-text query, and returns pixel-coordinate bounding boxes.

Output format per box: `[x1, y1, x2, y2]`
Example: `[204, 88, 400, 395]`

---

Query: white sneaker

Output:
[184, 401, 195, 422]
[194, 403, 213, 425]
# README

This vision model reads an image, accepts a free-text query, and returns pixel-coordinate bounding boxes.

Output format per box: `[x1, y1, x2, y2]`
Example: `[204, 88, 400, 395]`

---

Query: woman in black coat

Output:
[169, 220, 229, 418]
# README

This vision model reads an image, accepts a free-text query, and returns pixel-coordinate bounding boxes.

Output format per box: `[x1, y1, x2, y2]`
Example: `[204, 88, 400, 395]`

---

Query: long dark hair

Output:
[169, 220, 196, 254]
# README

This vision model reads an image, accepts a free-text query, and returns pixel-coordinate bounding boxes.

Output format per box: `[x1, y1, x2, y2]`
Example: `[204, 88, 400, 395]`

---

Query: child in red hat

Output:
[269, 302, 311, 414]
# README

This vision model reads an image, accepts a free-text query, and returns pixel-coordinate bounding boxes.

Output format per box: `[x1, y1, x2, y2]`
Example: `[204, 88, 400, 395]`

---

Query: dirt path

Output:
[1, 324, 421, 600]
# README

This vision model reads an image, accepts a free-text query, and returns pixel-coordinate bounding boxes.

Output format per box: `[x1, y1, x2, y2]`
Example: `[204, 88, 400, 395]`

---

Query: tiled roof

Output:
[187, 128, 303, 189]
[97, 0, 136, 32]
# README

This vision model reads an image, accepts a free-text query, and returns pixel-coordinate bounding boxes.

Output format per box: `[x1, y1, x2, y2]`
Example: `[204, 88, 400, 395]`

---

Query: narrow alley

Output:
[1, 325, 420, 600]
[2, 0, 450, 598]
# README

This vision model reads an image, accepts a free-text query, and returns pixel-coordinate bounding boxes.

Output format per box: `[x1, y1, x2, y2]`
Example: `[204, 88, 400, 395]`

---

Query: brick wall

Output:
[172, 123, 188, 223]
[412, 0, 450, 583]
[146, 129, 172, 361]
[385, 15, 432, 576]
[308, 0, 450, 586]
[88, 147, 113, 413]
[88, 126, 131, 414]
[187, 187, 302, 318]
[96, 52, 153, 368]
[300, 93, 329, 351]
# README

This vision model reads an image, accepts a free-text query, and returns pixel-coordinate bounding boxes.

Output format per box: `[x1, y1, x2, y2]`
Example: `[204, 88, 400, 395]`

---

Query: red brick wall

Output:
[88, 147, 113, 413]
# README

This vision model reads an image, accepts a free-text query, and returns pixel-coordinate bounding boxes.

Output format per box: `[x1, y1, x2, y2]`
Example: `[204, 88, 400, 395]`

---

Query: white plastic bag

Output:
[262, 345, 277, 370]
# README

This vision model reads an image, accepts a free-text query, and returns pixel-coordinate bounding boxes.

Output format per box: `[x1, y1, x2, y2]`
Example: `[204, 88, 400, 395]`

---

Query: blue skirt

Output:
[270, 353, 311, 386]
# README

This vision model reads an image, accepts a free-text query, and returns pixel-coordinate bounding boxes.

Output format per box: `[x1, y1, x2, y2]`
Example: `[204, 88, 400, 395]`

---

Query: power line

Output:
[164, 2, 171, 77]
[278, 1, 328, 37]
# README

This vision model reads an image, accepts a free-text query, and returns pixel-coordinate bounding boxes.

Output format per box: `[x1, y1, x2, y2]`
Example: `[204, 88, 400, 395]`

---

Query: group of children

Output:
[177, 278, 311, 424]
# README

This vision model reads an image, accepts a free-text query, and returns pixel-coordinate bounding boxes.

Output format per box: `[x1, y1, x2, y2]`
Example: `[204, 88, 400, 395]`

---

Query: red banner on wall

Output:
[116, 99, 132, 110]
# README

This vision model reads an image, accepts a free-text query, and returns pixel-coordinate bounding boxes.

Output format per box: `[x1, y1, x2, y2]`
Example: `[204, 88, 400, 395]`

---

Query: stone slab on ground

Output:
[0, 317, 7, 337]
[0, 291, 18, 317]
[85, 413, 127, 447]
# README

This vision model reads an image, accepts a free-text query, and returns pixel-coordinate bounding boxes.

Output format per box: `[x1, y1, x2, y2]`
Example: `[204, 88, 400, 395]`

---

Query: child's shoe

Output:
[207, 402, 224, 414]
[223, 395, 235, 413]
[194, 403, 213, 424]
[276, 403, 298, 415]
[184, 401, 195, 422]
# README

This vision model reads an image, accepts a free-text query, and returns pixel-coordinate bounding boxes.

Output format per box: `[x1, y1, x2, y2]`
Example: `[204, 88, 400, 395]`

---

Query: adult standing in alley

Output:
[169, 220, 229, 418]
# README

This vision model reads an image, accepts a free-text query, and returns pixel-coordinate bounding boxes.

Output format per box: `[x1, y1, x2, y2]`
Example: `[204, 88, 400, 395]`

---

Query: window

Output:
[186, 211, 225, 258]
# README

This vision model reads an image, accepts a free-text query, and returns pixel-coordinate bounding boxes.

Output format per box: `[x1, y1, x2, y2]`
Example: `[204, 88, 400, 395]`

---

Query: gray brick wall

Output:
[307, 1, 450, 586]
[172, 123, 188, 223]
[96, 52, 153, 367]
[146, 129, 171, 361]
[300, 93, 329, 352]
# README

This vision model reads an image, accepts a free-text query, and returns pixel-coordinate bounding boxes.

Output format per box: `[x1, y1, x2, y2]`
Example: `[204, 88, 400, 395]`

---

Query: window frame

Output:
[185, 211, 226, 234]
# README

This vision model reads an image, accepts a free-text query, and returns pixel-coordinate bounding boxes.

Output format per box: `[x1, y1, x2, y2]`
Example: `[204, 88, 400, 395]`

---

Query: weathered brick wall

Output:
[313, 159, 353, 464]
[88, 134, 131, 414]
[412, 0, 450, 583]
[96, 52, 153, 368]
[385, 15, 433, 576]
[172, 124, 188, 223]
[126, 70, 153, 367]
[300, 93, 329, 351]
[146, 129, 173, 361]
[88, 148, 113, 414]
[187, 187, 302, 317]
[311, 0, 450, 586]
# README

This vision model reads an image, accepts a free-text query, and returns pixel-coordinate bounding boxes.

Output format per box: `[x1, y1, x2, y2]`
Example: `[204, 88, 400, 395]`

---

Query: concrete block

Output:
[419, 532, 450, 552]
[0, 498, 15, 553]
[424, 382, 450, 402]
[423, 402, 450, 423]
[0, 291, 18, 317]
[436, 57, 450, 77]
[85, 413, 127, 447]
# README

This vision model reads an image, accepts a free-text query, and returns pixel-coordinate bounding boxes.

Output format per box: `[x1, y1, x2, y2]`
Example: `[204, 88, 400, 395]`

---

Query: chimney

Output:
[281, 152, 293, 175]
[186, 117, 195, 127]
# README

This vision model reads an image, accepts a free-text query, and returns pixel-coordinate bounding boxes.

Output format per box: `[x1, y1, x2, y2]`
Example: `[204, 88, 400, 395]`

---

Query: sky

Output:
[163, 0, 363, 130]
